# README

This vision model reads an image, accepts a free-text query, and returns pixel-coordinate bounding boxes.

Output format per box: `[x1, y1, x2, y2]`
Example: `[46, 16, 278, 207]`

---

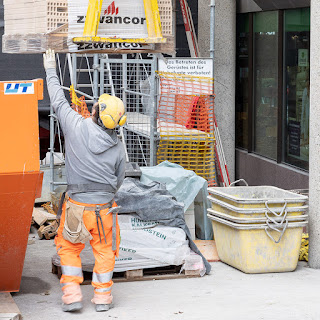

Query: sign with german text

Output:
[158, 58, 213, 77]
[158, 58, 214, 95]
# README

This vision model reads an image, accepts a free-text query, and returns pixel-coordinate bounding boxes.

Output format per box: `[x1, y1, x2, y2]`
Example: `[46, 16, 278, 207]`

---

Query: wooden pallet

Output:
[2, 33, 175, 54]
[52, 263, 201, 284]
[0, 293, 21, 320]
[193, 240, 220, 262]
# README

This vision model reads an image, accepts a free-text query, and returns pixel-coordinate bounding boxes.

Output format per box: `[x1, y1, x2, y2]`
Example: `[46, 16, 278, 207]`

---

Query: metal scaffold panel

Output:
[49, 53, 158, 193]
[99, 54, 158, 167]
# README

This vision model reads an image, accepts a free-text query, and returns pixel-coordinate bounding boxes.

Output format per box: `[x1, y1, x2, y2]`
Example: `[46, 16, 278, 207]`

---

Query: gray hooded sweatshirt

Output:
[46, 68, 126, 204]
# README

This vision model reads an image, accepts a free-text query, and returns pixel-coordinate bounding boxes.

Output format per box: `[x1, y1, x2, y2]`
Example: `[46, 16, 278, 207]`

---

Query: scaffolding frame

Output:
[49, 53, 159, 192]
[99, 54, 158, 166]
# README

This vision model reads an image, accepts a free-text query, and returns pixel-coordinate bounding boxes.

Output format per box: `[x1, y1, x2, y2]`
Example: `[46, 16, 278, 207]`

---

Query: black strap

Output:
[57, 191, 66, 220]
[84, 203, 111, 211]
[95, 206, 107, 244]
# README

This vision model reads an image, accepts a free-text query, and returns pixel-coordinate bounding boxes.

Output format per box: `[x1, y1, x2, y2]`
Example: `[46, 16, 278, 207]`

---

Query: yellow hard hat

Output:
[98, 94, 127, 129]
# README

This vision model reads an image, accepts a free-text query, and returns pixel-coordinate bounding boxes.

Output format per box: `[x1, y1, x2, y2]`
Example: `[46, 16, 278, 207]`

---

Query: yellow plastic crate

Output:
[208, 214, 307, 273]
[208, 186, 308, 209]
[208, 195, 308, 219]
[207, 208, 308, 224]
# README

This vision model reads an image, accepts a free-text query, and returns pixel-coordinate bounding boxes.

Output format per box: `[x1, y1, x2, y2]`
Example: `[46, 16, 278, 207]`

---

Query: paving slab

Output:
[11, 235, 320, 320]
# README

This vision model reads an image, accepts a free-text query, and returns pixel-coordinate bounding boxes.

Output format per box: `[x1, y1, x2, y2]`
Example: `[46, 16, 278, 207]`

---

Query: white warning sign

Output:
[158, 58, 213, 77]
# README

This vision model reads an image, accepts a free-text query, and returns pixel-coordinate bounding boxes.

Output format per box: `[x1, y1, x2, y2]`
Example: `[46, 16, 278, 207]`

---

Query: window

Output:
[283, 8, 310, 170]
[253, 11, 278, 160]
[236, 8, 310, 171]
[236, 14, 249, 149]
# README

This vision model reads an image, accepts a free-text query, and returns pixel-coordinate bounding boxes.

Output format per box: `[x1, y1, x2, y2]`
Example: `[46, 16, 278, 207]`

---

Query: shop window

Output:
[236, 14, 249, 149]
[236, 8, 310, 172]
[283, 8, 310, 170]
[253, 11, 278, 160]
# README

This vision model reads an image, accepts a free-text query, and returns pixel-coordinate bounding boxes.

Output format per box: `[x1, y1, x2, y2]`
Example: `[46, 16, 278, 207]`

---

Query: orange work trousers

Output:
[55, 197, 120, 305]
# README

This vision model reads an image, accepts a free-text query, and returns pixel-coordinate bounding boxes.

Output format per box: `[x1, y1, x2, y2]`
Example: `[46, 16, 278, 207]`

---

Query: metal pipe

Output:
[120, 54, 130, 162]
[49, 103, 55, 192]
[67, 53, 73, 85]
[100, 58, 105, 96]
[76, 69, 94, 72]
[72, 53, 77, 87]
[76, 84, 95, 88]
[172, 0, 177, 58]
[123, 89, 151, 97]
[93, 54, 99, 102]
[210, 0, 215, 76]
[135, 54, 140, 113]
[149, 55, 157, 166]
[122, 54, 129, 162]
[61, 86, 94, 100]
[85, 54, 94, 92]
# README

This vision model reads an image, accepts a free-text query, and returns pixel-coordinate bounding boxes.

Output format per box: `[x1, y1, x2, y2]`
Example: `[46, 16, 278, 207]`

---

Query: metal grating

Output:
[99, 55, 158, 167]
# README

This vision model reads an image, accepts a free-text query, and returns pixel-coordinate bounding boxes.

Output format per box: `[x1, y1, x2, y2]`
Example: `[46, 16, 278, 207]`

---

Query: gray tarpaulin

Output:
[115, 178, 211, 274]
[140, 161, 205, 212]
[140, 161, 213, 240]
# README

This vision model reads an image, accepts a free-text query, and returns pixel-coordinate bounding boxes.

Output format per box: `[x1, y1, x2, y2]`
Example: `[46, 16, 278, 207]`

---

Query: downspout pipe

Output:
[210, 0, 215, 77]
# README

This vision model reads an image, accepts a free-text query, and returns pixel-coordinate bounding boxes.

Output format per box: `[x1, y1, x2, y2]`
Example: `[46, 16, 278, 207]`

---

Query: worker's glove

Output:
[43, 49, 56, 70]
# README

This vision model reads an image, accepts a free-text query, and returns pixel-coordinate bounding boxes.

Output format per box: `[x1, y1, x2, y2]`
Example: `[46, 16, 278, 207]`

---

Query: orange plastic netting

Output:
[157, 72, 216, 186]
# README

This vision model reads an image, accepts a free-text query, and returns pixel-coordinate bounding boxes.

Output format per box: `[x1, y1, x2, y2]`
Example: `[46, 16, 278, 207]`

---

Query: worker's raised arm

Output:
[44, 49, 82, 135]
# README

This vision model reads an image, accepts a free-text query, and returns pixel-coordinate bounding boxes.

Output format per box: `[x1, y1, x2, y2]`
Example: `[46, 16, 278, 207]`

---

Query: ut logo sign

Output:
[4, 82, 35, 95]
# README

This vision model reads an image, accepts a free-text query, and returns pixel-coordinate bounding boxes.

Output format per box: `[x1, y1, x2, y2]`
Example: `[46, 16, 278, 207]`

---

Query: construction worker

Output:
[43, 49, 126, 312]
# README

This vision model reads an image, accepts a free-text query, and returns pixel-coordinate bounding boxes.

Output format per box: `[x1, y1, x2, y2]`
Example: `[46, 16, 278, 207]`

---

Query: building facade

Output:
[199, 0, 310, 189]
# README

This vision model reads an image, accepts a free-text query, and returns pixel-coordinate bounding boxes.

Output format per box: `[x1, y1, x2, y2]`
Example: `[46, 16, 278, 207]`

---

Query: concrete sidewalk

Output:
[12, 235, 320, 320]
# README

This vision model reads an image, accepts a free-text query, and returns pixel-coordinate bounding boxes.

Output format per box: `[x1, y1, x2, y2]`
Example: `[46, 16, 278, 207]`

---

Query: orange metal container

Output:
[0, 79, 44, 292]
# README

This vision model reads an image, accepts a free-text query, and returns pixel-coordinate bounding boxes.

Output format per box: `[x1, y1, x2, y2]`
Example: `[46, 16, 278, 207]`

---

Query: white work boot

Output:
[61, 284, 83, 312]
[91, 292, 113, 312]
[95, 304, 111, 312]
[62, 301, 83, 312]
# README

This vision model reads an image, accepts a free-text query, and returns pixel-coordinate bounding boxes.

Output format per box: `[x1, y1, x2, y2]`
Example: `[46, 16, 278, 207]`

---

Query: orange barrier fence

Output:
[156, 72, 216, 186]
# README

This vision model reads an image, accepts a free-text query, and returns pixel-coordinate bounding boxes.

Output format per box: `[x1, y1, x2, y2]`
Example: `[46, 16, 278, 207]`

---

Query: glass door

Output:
[283, 8, 310, 170]
[253, 11, 279, 160]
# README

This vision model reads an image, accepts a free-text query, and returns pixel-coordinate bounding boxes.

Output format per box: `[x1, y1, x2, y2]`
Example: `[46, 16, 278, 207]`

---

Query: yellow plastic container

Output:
[208, 214, 307, 273]
[208, 195, 308, 219]
[208, 186, 308, 209]
[207, 208, 308, 224]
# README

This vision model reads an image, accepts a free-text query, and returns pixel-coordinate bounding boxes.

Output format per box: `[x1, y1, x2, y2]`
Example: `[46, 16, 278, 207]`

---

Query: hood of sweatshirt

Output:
[82, 118, 118, 155]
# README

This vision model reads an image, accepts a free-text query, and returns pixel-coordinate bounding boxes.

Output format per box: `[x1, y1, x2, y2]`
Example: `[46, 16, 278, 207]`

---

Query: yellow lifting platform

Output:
[72, 0, 166, 44]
